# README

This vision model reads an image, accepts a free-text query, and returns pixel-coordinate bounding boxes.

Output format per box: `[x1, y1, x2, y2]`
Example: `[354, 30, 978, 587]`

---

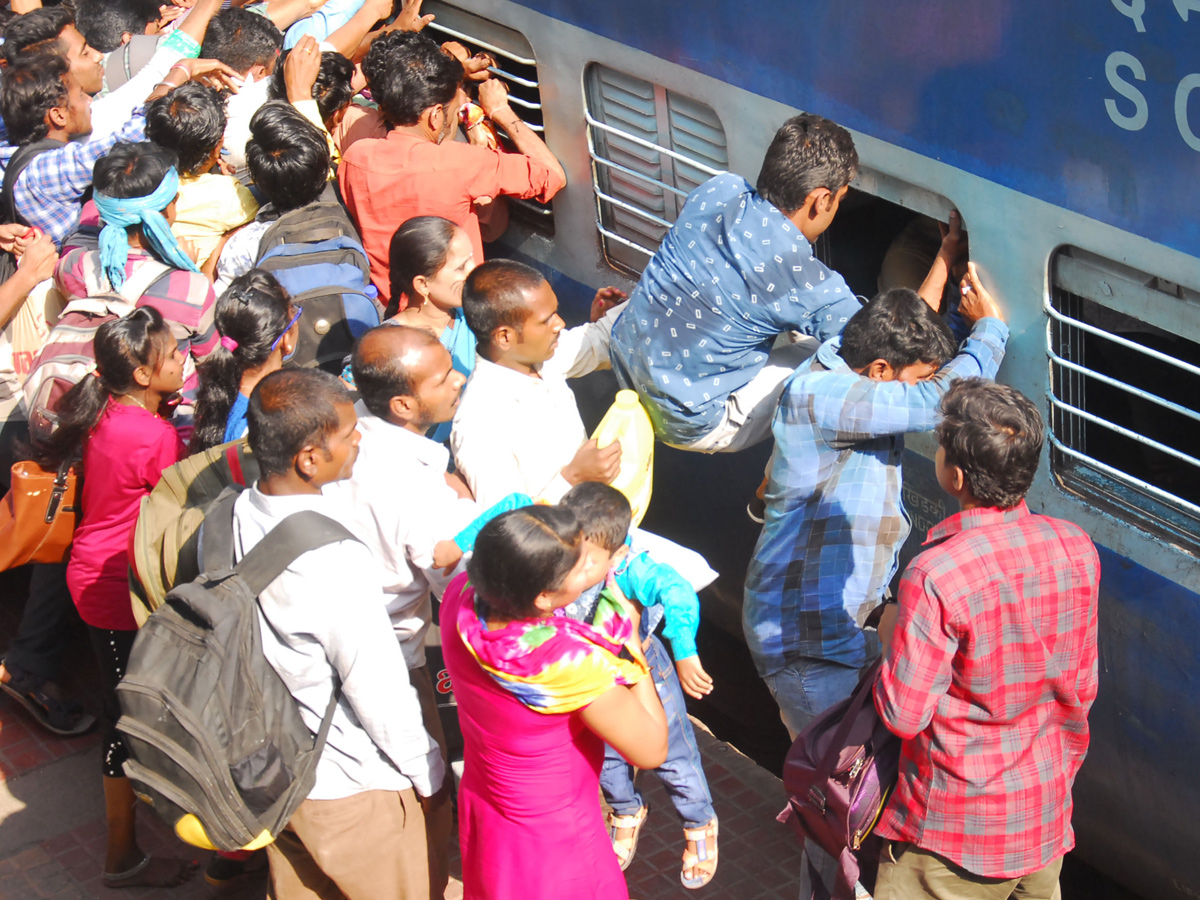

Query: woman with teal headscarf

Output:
[55, 142, 220, 429]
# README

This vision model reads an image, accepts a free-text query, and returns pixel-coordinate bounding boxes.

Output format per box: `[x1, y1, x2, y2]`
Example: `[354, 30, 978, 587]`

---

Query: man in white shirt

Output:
[323, 324, 475, 900]
[235, 367, 443, 900]
[451, 259, 627, 509]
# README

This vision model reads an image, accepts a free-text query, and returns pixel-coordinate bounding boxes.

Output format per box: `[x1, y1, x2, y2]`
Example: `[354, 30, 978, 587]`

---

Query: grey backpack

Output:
[116, 490, 355, 851]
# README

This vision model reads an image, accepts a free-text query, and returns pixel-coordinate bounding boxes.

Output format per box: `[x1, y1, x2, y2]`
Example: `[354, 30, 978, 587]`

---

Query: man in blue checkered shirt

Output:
[743, 265, 1008, 737]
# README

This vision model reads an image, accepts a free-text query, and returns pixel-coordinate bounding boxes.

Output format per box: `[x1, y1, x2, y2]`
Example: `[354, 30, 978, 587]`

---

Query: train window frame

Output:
[421, 2, 554, 234]
[582, 64, 729, 275]
[1046, 246, 1200, 549]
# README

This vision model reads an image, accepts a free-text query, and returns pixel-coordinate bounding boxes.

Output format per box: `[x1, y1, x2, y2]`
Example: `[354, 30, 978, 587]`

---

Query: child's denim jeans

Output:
[600, 635, 715, 828]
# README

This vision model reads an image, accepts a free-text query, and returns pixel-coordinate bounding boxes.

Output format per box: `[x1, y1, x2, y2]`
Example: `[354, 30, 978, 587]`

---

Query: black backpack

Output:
[116, 490, 355, 851]
[253, 197, 381, 373]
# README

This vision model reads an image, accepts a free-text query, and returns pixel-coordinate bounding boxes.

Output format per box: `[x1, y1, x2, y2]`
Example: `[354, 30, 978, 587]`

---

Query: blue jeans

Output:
[601, 635, 715, 828]
[761, 655, 865, 740]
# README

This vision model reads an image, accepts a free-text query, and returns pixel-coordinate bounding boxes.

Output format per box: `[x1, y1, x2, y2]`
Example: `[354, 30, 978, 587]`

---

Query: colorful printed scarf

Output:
[452, 573, 649, 715]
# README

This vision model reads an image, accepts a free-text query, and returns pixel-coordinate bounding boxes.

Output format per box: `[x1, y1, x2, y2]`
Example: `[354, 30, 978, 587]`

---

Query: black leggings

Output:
[87, 626, 137, 778]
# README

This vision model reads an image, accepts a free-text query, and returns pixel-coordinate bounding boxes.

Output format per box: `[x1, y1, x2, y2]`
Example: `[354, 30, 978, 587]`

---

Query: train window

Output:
[1048, 247, 1200, 545]
[421, 2, 553, 234]
[583, 64, 729, 275]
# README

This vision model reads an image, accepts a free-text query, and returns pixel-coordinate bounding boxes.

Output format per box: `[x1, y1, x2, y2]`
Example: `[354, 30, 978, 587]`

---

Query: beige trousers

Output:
[874, 841, 1063, 900]
[267, 788, 430, 900]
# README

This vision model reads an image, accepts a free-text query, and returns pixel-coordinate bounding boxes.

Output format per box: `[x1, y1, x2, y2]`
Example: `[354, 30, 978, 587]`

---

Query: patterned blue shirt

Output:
[610, 173, 862, 445]
[742, 317, 1009, 677]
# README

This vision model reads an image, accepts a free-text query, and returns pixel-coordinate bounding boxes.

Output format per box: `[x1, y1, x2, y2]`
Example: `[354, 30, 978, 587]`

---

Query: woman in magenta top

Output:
[43, 306, 193, 889]
[441, 506, 669, 900]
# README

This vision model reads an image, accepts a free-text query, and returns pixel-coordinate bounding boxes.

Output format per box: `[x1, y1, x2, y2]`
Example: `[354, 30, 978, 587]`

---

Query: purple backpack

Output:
[778, 660, 900, 900]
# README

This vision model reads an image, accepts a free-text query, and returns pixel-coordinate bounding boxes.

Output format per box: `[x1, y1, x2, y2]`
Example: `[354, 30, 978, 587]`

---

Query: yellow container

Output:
[592, 390, 654, 526]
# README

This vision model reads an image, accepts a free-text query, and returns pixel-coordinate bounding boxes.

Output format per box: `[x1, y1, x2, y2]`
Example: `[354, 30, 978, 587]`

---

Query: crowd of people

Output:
[0, 2, 1101, 900]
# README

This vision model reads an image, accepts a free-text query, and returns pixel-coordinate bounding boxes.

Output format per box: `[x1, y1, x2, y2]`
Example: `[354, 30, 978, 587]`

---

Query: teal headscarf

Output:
[93, 167, 200, 289]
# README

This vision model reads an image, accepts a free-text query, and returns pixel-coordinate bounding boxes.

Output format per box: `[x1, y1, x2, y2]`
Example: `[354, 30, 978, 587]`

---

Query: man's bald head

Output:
[352, 324, 443, 419]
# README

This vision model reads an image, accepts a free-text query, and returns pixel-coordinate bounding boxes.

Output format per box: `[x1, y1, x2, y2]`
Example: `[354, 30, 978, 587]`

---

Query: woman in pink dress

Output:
[442, 505, 668, 899]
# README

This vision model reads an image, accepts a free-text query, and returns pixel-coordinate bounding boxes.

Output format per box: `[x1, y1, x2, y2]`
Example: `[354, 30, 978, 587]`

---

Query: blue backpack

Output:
[254, 199, 381, 372]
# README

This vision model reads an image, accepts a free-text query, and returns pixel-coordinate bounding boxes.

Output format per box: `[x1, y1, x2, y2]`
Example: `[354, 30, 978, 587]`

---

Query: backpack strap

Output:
[199, 487, 242, 575]
[0, 138, 67, 227]
[239, 510, 353, 755]
[234, 510, 358, 598]
[113, 258, 173, 303]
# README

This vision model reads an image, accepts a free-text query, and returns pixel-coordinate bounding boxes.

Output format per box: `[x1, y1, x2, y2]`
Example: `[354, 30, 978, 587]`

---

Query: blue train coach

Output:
[417, 2, 1200, 897]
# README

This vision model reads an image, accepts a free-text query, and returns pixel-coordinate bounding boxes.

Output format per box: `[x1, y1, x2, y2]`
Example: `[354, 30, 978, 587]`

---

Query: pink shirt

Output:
[67, 399, 186, 631]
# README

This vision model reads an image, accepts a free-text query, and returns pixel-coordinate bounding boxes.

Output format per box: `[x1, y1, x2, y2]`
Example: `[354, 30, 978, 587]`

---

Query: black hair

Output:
[41, 306, 174, 466]
[756, 113, 858, 215]
[936, 378, 1044, 509]
[144, 83, 227, 176]
[268, 49, 355, 128]
[466, 506, 584, 620]
[385, 216, 458, 318]
[361, 30, 463, 129]
[199, 7, 282, 76]
[462, 260, 546, 346]
[351, 324, 440, 419]
[74, 0, 158, 54]
[246, 101, 330, 212]
[93, 141, 178, 201]
[0, 53, 69, 146]
[838, 288, 957, 372]
[246, 368, 350, 480]
[2, 6, 74, 64]
[560, 483, 631, 554]
[191, 270, 292, 454]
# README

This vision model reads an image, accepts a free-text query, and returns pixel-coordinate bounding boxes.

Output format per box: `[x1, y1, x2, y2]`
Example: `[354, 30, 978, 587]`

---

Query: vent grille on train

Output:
[1047, 247, 1200, 548]
[422, 2, 553, 234]
[584, 64, 728, 275]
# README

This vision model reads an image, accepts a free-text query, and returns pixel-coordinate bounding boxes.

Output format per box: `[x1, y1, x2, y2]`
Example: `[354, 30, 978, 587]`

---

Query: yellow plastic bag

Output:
[592, 390, 654, 526]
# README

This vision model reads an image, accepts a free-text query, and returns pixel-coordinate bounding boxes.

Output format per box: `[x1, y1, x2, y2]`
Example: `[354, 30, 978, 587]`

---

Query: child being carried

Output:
[558, 483, 719, 891]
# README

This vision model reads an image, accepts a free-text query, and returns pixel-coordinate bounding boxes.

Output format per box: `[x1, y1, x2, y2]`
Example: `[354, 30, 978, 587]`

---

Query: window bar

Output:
[595, 220, 655, 257]
[1044, 301, 1200, 379]
[487, 66, 538, 89]
[588, 151, 692, 200]
[1047, 394, 1200, 471]
[1047, 350, 1200, 427]
[584, 111, 726, 177]
[592, 187, 674, 229]
[421, 22, 536, 66]
[1046, 430, 1200, 519]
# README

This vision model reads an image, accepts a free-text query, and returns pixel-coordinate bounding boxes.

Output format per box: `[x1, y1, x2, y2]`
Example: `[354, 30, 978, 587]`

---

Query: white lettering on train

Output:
[1111, 0, 1147, 31]
[1175, 73, 1200, 150]
[1104, 3, 1200, 151]
[1105, 51, 1149, 131]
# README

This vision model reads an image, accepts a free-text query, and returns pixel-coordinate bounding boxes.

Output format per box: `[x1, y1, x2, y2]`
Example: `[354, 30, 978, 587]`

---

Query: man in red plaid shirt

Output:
[873, 378, 1100, 899]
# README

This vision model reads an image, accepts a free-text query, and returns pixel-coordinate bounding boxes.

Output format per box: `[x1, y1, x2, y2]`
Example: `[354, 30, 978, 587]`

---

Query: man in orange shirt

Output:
[339, 31, 566, 308]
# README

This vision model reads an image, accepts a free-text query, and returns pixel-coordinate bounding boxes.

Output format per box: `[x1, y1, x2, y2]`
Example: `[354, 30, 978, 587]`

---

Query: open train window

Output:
[583, 64, 729, 275]
[1048, 248, 1200, 548]
[421, 2, 553, 234]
